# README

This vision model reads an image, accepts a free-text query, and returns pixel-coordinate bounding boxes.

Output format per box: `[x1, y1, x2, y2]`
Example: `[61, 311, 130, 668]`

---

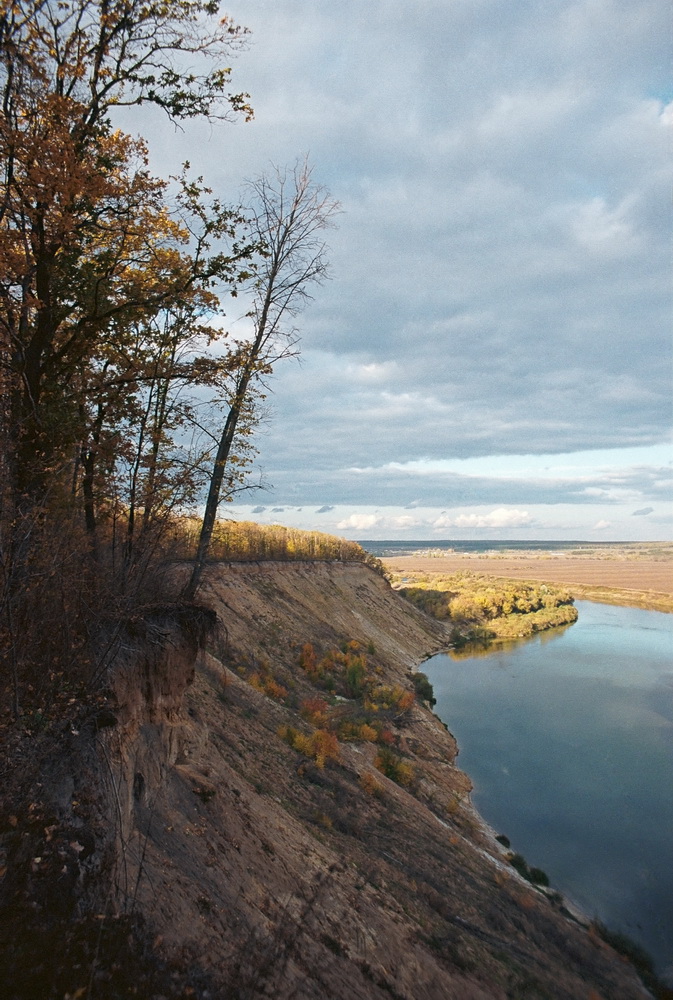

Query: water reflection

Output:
[425, 601, 673, 980]
[449, 621, 575, 660]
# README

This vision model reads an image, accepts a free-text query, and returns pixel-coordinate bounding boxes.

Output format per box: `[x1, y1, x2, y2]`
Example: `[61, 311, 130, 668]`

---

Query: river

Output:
[423, 600, 673, 982]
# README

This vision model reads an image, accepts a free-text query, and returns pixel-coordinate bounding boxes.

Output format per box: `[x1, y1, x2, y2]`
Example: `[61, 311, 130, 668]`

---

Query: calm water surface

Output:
[424, 601, 673, 979]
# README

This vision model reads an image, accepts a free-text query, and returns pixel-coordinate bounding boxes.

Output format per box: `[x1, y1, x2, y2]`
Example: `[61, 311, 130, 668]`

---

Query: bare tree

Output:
[184, 159, 339, 599]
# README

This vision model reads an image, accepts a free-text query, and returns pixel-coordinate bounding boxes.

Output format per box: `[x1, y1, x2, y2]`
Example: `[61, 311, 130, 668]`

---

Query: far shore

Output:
[381, 555, 673, 613]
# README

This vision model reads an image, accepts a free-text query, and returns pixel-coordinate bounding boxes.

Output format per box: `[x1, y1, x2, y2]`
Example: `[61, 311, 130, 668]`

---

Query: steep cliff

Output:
[1, 562, 652, 999]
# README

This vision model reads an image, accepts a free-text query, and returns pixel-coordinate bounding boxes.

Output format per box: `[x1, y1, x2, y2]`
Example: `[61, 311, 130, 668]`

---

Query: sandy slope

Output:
[105, 562, 651, 998]
[1, 561, 654, 999]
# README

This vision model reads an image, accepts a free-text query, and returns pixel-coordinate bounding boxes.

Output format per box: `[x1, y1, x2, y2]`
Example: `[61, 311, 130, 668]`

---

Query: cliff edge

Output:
[0, 561, 651, 999]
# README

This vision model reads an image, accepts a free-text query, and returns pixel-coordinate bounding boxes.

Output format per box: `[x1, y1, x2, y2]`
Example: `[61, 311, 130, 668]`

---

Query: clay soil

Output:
[382, 555, 673, 611]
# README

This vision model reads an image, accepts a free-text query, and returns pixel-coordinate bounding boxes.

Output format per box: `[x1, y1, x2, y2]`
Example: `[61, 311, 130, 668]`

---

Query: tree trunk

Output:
[183, 372, 251, 600]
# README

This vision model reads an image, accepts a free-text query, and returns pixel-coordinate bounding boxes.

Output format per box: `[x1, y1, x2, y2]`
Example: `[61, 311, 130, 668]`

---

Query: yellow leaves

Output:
[365, 684, 414, 714]
[248, 666, 287, 702]
[1, 100, 177, 294]
[278, 725, 340, 768]
[358, 723, 379, 742]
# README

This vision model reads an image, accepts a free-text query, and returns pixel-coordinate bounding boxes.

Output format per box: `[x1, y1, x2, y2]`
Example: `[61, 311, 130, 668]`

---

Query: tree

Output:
[0, 0, 252, 130]
[0, 1, 255, 715]
[184, 160, 339, 599]
[0, 0, 252, 509]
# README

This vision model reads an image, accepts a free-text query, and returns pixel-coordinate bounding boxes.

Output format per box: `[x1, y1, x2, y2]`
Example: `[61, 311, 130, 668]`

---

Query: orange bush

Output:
[300, 697, 330, 728]
[310, 728, 340, 768]
[279, 725, 340, 768]
[359, 723, 379, 742]
[298, 642, 318, 675]
[264, 677, 288, 701]
[360, 771, 384, 797]
[250, 672, 288, 702]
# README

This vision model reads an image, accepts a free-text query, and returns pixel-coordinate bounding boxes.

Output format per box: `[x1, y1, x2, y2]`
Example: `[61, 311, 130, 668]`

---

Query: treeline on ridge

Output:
[177, 520, 384, 570]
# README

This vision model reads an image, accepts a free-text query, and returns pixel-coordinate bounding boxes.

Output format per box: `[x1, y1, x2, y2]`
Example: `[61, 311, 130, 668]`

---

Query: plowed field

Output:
[382, 555, 673, 611]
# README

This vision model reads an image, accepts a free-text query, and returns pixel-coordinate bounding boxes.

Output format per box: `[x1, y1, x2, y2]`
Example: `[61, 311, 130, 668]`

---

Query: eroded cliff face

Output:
[1, 562, 651, 999]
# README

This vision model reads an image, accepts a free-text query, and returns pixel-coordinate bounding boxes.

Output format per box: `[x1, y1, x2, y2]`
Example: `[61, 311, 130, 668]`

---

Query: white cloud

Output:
[433, 508, 534, 529]
[389, 515, 422, 528]
[335, 513, 381, 531]
[229, 500, 670, 541]
[570, 196, 641, 257]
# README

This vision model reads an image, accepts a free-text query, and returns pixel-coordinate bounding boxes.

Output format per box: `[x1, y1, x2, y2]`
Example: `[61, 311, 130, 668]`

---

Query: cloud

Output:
[335, 513, 381, 532]
[593, 520, 612, 530]
[433, 508, 534, 530]
[389, 515, 422, 529]
[315, 505, 335, 513]
[632, 506, 654, 516]
[251, 506, 266, 514]
[258, 450, 673, 508]
[115, 1, 672, 534]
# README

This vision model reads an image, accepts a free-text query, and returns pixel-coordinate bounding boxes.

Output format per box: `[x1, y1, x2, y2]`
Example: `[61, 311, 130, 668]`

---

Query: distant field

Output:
[382, 554, 673, 612]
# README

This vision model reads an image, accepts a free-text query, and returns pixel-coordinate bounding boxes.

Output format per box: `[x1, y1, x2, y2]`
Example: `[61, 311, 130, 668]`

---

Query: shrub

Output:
[374, 747, 414, 787]
[300, 697, 330, 728]
[307, 729, 340, 768]
[528, 867, 550, 887]
[365, 684, 414, 713]
[345, 655, 367, 697]
[360, 771, 384, 797]
[509, 853, 529, 878]
[412, 672, 436, 706]
[359, 723, 379, 742]
[249, 673, 288, 702]
[298, 642, 318, 676]
[337, 720, 378, 742]
[591, 922, 655, 979]
[278, 725, 340, 768]
[508, 852, 550, 887]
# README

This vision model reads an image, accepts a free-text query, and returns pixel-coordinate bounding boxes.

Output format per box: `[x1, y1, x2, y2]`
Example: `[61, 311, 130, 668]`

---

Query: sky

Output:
[125, 0, 672, 541]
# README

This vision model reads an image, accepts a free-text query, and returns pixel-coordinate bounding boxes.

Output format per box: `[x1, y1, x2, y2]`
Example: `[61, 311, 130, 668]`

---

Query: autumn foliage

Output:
[0, 3, 347, 717]
[274, 637, 417, 785]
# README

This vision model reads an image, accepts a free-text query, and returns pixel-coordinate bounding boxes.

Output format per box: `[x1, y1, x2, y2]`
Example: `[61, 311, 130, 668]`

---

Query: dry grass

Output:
[382, 553, 673, 613]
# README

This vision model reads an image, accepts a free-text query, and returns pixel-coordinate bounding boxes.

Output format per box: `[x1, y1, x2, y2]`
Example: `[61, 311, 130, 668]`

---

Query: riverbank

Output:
[390, 571, 579, 640]
[382, 553, 673, 613]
